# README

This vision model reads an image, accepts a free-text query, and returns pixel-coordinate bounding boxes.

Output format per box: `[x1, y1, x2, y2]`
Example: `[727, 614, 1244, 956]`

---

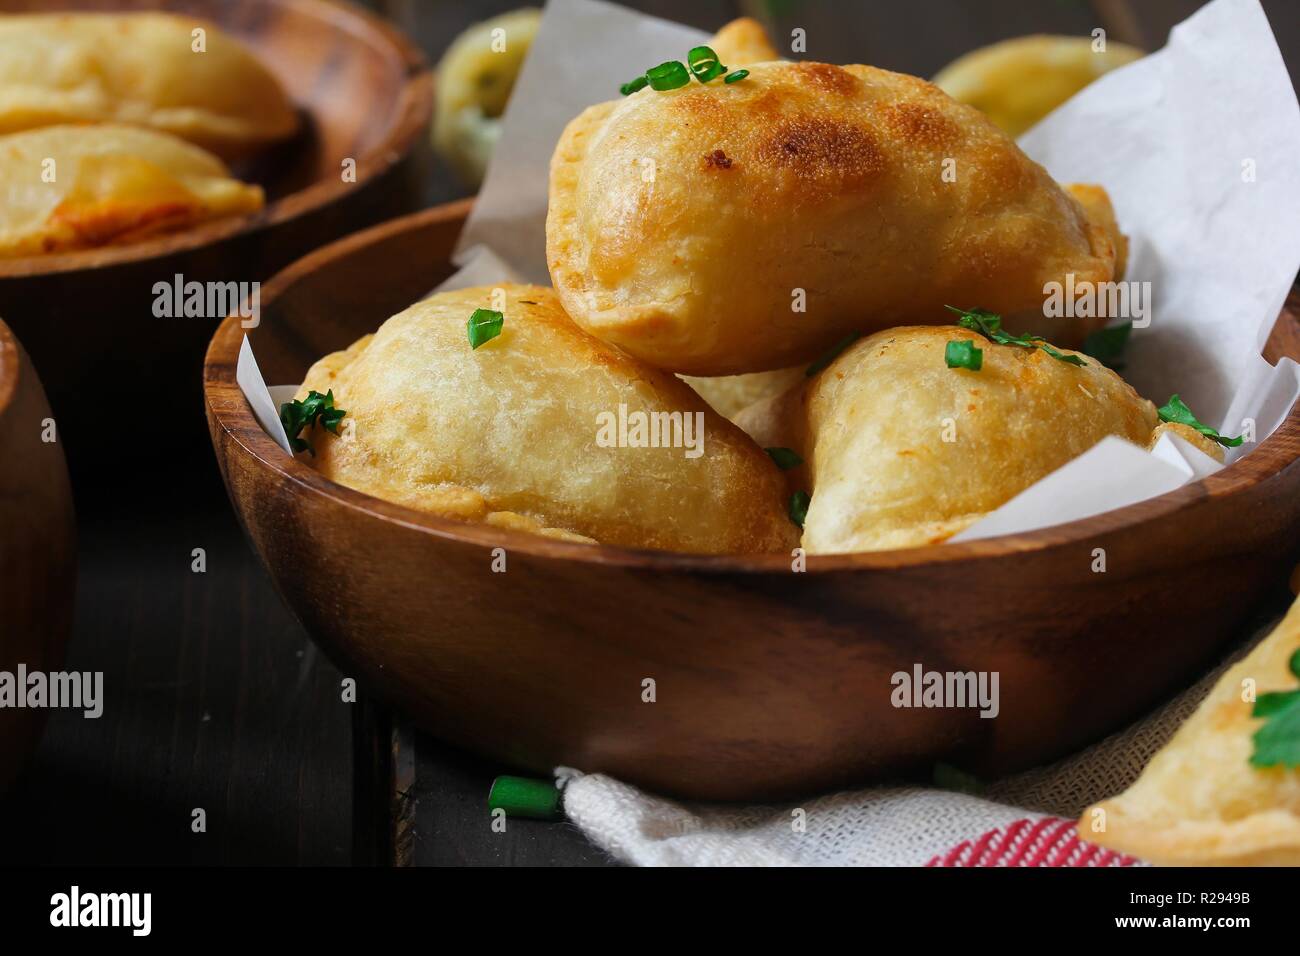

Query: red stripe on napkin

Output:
[925, 817, 1140, 867]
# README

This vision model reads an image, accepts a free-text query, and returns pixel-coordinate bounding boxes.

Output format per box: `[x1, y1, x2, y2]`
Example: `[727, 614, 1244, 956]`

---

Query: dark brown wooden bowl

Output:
[204, 203, 1300, 801]
[0, 0, 432, 501]
[0, 319, 76, 794]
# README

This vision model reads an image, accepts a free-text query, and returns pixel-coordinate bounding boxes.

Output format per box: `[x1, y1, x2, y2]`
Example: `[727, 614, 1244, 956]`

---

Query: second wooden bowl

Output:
[205, 203, 1300, 801]
[0, 0, 433, 497]
[0, 319, 76, 794]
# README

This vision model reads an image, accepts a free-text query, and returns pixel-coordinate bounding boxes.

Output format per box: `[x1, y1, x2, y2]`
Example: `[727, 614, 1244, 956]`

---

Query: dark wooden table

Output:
[4, 0, 1298, 867]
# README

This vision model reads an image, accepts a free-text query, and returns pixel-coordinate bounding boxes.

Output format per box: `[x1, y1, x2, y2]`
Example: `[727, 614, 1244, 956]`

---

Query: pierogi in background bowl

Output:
[0, 11, 298, 258]
[0, 0, 432, 489]
[0, 124, 265, 258]
[0, 11, 298, 160]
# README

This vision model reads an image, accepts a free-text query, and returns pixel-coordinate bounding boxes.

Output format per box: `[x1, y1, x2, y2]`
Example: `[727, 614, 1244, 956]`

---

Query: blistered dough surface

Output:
[1081, 597, 1300, 866]
[0, 124, 263, 257]
[298, 285, 798, 554]
[547, 60, 1119, 374]
[735, 326, 1160, 553]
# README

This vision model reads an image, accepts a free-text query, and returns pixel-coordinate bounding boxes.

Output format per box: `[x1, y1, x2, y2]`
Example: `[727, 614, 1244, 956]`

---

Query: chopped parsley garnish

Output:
[1083, 321, 1132, 368]
[765, 447, 803, 470]
[1157, 394, 1244, 448]
[944, 339, 983, 371]
[1254, 688, 1300, 718]
[279, 389, 346, 455]
[467, 308, 504, 349]
[1249, 646, 1300, 769]
[789, 490, 810, 528]
[806, 333, 860, 377]
[944, 306, 1086, 367]
[621, 46, 749, 95]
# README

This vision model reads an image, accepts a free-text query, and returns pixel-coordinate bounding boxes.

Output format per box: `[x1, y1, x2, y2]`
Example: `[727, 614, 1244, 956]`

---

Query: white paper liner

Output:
[237, 335, 293, 454]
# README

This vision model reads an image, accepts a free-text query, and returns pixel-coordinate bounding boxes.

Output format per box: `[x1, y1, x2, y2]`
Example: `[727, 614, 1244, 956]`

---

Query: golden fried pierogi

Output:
[708, 17, 780, 66]
[296, 286, 798, 554]
[547, 60, 1123, 375]
[433, 8, 541, 185]
[0, 13, 297, 159]
[734, 326, 1213, 554]
[934, 34, 1145, 138]
[1080, 596, 1300, 866]
[0, 124, 264, 257]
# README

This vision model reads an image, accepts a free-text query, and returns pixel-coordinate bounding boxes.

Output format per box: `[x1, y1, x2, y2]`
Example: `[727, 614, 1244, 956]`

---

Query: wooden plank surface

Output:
[1, 477, 354, 865]
[390, 723, 615, 867]
[5, 0, 1299, 868]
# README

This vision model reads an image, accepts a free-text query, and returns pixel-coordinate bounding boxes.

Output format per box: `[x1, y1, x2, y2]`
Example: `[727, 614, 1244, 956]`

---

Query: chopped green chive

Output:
[944, 339, 983, 371]
[806, 333, 860, 377]
[687, 45, 727, 83]
[1083, 321, 1132, 368]
[765, 447, 803, 470]
[646, 60, 691, 91]
[944, 305, 1086, 367]
[620, 74, 649, 95]
[789, 490, 810, 529]
[1291, 648, 1300, 680]
[467, 308, 504, 349]
[933, 762, 985, 795]
[487, 775, 561, 820]
[1157, 394, 1244, 447]
[626, 48, 746, 95]
[279, 389, 347, 456]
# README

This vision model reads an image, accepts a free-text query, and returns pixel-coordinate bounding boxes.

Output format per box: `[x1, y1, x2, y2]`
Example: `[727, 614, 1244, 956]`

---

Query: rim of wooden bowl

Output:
[0, 319, 18, 417]
[0, 0, 433, 278]
[204, 202, 1300, 574]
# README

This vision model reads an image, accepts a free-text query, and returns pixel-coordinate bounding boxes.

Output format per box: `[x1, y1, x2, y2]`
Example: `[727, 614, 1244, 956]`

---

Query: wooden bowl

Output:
[204, 203, 1300, 801]
[0, 0, 432, 498]
[0, 319, 76, 794]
